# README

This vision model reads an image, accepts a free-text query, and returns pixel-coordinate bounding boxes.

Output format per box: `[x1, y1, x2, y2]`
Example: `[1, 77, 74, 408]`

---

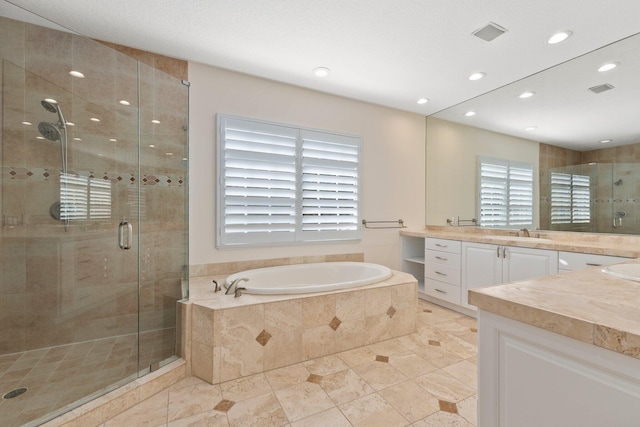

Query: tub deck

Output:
[188, 270, 418, 384]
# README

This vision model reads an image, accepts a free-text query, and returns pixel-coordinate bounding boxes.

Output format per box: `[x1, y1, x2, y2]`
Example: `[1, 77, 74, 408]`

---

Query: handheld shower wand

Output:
[38, 100, 69, 231]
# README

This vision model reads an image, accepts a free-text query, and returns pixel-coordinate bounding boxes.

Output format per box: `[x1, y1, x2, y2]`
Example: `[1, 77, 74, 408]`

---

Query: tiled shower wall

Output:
[539, 142, 640, 234]
[0, 16, 188, 369]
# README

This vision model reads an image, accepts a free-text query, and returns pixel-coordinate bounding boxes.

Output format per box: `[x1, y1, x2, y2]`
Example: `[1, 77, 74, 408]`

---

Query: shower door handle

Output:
[119, 221, 133, 250]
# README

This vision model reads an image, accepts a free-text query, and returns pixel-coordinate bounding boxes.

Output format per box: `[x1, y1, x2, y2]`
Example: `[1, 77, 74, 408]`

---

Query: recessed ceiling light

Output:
[525, 126, 537, 131]
[464, 111, 476, 117]
[166, 152, 174, 156]
[313, 67, 330, 78]
[36, 136, 44, 140]
[548, 31, 572, 44]
[21, 121, 32, 126]
[119, 100, 131, 106]
[151, 119, 161, 124]
[518, 91, 535, 99]
[69, 70, 85, 78]
[109, 138, 117, 142]
[90, 117, 100, 122]
[600, 139, 612, 144]
[66, 122, 75, 126]
[74, 137, 82, 141]
[598, 62, 619, 72]
[417, 98, 429, 105]
[469, 72, 485, 81]
[182, 157, 188, 161]
[148, 144, 155, 148]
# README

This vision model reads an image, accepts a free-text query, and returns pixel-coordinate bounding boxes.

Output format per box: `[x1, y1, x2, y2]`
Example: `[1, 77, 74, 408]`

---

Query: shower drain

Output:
[3, 387, 28, 399]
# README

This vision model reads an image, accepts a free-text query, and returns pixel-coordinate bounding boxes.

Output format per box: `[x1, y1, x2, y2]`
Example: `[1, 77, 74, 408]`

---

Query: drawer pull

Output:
[435, 288, 447, 294]
[586, 263, 602, 266]
[435, 271, 447, 276]
[435, 243, 447, 247]
[435, 256, 448, 261]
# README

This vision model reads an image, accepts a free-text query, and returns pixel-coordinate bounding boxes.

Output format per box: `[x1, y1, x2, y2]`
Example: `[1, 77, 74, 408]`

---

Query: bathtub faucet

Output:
[225, 277, 249, 295]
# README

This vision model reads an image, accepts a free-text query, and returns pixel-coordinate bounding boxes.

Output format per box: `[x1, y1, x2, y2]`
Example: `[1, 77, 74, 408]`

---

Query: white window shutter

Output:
[300, 130, 360, 241]
[478, 157, 533, 228]
[217, 115, 361, 247]
[551, 172, 590, 225]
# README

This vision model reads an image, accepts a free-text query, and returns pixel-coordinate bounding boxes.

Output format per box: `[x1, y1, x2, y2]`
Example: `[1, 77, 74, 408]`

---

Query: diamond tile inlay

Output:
[386, 306, 396, 318]
[214, 399, 236, 412]
[428, 340, 441, 346]
[329, 316, 342, 331]
[423, 309, 432, 313]
[256, 330, 272, 346]
[439, 400, 458, 414]
[470, 327, 478, 333]
[375, 355, 389, 363]
[307, 374, 323, 384]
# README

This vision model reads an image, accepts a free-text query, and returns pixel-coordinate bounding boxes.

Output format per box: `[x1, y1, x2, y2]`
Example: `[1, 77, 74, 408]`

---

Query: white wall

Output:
[188, 63, 426, 269]
[426, 117, 540, 226]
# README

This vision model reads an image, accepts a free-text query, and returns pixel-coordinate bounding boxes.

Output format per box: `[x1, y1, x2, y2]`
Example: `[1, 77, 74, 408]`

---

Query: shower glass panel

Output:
[0, 17, 188, 426]
[545, 162, 640, 234]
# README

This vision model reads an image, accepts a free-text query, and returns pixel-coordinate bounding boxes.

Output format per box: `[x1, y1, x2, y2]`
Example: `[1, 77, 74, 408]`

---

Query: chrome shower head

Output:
[40, 99, 66, 128]
[38, 122, 61, 141]
[41, 100, 59, 113]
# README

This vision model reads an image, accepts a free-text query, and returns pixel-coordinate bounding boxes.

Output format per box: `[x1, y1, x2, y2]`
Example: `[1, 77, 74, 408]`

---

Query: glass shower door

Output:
[1, 25, 141, 426]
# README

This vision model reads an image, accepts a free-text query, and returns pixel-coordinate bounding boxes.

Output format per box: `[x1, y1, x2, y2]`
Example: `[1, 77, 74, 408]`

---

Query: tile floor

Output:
[101, 300, 478, 427]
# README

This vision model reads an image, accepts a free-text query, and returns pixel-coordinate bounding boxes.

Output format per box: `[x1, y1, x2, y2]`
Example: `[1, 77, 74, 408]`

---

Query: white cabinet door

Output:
[461, 242, 502, 309]
[503, 246, 558, 283]
[463, 243, 558, 310]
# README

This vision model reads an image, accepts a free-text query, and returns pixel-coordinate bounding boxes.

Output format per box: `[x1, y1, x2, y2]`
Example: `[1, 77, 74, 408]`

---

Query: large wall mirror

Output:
[432, 32, 640, 235]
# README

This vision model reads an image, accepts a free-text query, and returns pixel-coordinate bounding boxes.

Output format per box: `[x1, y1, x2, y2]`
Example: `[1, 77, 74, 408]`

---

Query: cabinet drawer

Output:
[558, 251, 630, 271]
[425, 238, 461, 254]
[425, 249, 461, 267]
[424, 279, 461, 304]
[425, 261, 461, 286]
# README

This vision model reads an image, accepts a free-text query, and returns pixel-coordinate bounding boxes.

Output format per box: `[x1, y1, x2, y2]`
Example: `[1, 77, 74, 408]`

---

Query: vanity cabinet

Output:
[558, 251, 630, 272]
[461, 242, 558, 310]
[424, 238, 462, 305]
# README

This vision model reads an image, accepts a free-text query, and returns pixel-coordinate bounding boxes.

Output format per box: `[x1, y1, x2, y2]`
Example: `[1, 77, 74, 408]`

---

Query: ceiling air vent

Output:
[472, 22, 508, 42]
[589, 83, 614, 94]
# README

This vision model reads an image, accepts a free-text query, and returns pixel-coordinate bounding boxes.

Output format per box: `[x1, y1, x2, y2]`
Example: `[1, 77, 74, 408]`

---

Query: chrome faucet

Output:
[225, 277, 248, 295]
[519, 228, 530, 237]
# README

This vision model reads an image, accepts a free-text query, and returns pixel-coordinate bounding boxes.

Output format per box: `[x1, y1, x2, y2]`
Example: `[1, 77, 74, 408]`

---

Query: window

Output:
[60, 173, 112, 220]
[478, 157, 533, 227]
[217, 115, 361, 247]
[550, 172, 591, 224]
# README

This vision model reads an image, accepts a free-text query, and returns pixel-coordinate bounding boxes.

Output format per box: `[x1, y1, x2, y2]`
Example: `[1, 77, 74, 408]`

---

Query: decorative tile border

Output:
[3, 166, 185, 187]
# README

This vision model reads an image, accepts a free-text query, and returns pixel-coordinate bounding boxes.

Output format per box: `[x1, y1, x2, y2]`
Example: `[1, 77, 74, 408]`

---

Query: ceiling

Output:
[2, 0, 640, 150]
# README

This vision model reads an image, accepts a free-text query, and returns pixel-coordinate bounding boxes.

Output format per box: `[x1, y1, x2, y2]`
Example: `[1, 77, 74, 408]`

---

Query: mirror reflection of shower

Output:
[38, 99, 69, 231]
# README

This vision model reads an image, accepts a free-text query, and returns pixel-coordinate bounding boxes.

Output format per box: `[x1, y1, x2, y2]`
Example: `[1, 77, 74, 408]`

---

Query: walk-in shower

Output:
[0, 16, 188, 426]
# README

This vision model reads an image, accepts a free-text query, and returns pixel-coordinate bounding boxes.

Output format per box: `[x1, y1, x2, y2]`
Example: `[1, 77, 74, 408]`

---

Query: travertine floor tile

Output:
[290, 407, 351, 427]
[352, 361, 408, 391]
[412, 410, 473, 426]
[167, 376, 222, 422]
[220, 373, 272, 402]
[265, 363, 310, 391]
[226, 391, 288, 427]
[303, 355, 348, 376]
[414, 370, 476, 403]
[388, 352, 439, 378]
[442, 360, 477, 391]
[378, 380, 440, 422]
[336, 346, 377, 368]
[103, 389, 168, 426]
[167, 409, 229, 427]
[456, 394, 478, 426]
[339, 393, 409, 427]
[320, 368, 374, 405]
[274, 381, 334, 422]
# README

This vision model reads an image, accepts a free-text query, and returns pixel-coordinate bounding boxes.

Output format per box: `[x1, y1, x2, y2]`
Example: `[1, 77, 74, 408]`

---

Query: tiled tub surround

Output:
[189, 270, 418, 385]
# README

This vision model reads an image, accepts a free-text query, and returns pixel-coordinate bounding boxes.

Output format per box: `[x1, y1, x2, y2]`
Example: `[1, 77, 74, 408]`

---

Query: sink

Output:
[602, 263, 640, 282]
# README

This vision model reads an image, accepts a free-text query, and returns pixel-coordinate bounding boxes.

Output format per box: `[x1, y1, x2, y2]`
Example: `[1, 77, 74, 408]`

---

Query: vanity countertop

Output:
[400, 226, 640, 258]
[469, 260, 640, 361]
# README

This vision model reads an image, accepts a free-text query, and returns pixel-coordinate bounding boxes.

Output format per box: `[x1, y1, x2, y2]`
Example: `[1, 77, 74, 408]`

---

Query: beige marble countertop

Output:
[469, 260, 640, 360]
[401, 226, 640, 258]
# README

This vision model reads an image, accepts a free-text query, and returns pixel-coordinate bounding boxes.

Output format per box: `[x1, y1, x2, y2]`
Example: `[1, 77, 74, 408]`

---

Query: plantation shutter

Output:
[551, 172, 590, 224]
[60, 173, 88, 220]
[478, 157, 533, 228]
[89, 178, 112, 219]
[300, 130, 360, 241]
[218, 117, 298, 246]
[217, 115, 361, 247]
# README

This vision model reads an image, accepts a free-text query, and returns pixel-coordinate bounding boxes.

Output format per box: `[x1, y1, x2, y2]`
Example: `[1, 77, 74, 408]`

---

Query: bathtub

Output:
[224, 262, 392, 294]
